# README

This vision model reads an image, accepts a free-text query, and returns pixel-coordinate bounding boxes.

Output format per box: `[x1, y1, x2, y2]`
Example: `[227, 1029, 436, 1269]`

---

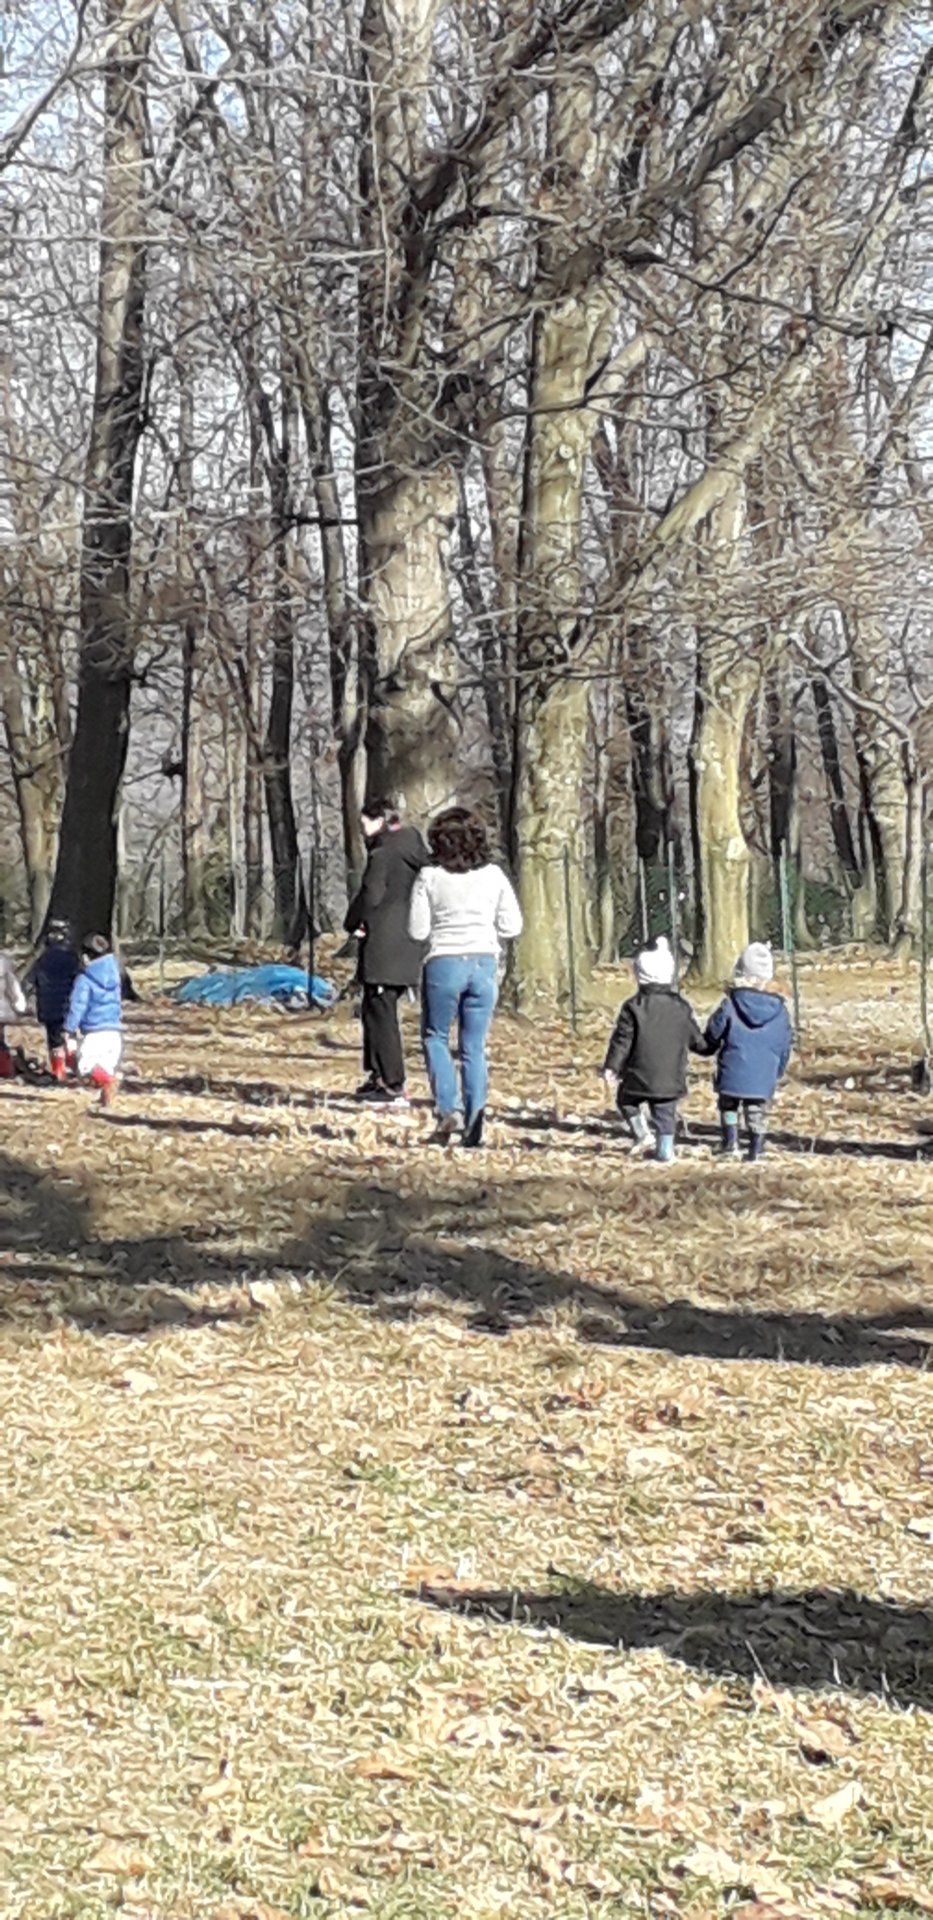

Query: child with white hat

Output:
[602, 936, 708, 1163]
[703, 943, 793, 1161]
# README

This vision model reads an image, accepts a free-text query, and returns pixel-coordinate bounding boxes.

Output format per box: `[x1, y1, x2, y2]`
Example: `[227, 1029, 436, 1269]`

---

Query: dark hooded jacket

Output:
[604, 984, 708, 1102]
[703, 987, 793, 1100]
[28, 941, 80, 1028]
[344, 824, 430, 988]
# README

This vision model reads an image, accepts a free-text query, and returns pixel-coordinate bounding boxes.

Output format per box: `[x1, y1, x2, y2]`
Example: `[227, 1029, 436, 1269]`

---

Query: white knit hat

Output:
[634, 935, 675, 987]
[734, 942, 774, 984]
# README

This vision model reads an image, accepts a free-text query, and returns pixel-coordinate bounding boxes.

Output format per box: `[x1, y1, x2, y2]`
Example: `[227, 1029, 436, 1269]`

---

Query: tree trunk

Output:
[512, 70, 614, 1005]
[846, 610, 911, 943]
[48, 0, 150, 940]
[810, 673, 862, 883]
[177, 269, 209, 938]
[264, 521, 306, 945]
[690, 663, 755, 984]
[358, 467, 462, 821]
[356, 0, 456, 823]
[0, 651, 58, 936]
[244, 406, 265, 937]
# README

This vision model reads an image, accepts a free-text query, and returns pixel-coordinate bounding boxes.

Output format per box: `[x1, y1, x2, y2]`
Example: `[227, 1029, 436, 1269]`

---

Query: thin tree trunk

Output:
[48, 0, 150, 939]
[177, 266, 209, 937]
[810, 674, 862, 882]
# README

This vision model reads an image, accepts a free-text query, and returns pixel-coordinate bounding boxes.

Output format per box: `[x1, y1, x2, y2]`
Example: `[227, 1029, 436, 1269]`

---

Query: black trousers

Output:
[361, 984, 406, 1091]
[620, 1098, 679, 1137]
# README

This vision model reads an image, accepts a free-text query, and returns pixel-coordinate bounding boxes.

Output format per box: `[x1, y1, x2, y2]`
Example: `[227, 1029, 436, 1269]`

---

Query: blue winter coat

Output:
[703, 988, 793, 1100]
[30, 944, 80, 1027]
[66, 954, 123, 1034]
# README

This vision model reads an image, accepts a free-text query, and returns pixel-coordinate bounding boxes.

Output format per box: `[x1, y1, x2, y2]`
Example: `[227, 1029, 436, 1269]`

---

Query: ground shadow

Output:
[498, 1107, 933, 1163]
[414, 1580, 933, 1709]
[1, 1151, 931, 1366]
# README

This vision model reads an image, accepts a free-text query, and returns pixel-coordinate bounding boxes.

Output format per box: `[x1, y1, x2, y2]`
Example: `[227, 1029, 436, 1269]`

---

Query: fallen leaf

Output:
[115, 1368, 159, 1395]
[625, 1442, 679, 1477]
[677, 1842, 745, 1886]
[796, 1712, 858, 1762]
[199, 1765, 237, 1804]
[809, 1779, 862, 1828]
[859, 1868, 933, 1914]
[350, 1745, 417, 1781]
[905, 1516, 933, 1542]
[315, 1863, 372, 1906]
[86, 1839, 150, 1876]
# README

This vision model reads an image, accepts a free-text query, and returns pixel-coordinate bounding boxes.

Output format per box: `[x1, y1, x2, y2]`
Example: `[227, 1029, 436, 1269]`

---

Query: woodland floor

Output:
[2, 952, 933, 1920]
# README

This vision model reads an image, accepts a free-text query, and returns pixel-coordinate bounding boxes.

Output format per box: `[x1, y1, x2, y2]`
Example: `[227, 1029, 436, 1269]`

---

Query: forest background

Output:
[1, 0, 932, 1003]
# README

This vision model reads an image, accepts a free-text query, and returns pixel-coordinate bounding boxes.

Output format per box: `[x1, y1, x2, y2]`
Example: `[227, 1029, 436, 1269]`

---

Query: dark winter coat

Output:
[604, 984, 708, 1102]
[29, 943, 80, 1028]
[344, 824, 430, 988]
[703, 988, 793, 1100]
[66, 953, 123, 1034]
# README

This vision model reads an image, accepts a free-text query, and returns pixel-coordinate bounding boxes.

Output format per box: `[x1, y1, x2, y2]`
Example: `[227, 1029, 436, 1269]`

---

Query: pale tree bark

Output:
[176, 265, 209, 937]
[356, 0, 461, 819]
[0, 364, 72, 935]
[513, 69, 614, 1007]
[689, 496, 758, 983]
[48, 0, 151, 939]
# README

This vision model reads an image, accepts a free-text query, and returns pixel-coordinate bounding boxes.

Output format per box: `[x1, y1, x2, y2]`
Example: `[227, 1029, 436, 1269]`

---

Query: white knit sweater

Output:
[408, 863, 523, 960]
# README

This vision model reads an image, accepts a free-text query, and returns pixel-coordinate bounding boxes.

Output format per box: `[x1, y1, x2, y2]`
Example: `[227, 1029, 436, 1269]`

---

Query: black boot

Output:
[463, 1109, 485, 1149]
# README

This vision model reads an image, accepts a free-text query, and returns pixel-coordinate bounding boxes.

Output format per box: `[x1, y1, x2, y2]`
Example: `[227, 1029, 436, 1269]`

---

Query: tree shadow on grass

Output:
[1, 1151, 932, 1365]
[498, 1107, 933, 1163]
[412, 1580, 933, 1710]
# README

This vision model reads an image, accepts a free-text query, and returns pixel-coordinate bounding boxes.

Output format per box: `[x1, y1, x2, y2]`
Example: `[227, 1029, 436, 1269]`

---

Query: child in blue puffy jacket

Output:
[66, 934, 123, 1107]
[703, 943, 793, 1162]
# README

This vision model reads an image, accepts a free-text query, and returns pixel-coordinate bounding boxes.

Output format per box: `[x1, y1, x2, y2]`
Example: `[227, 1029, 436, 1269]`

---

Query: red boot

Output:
[90, 1066, 117, 1108]
[50, 1048, 67, 1083]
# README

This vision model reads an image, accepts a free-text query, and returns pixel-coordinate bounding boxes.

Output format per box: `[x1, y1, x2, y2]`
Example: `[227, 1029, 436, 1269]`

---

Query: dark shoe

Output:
[714, 1138, 740, 1160]
[433, 1112, 461, 1144]
[354, 1077, 382, 1101]
[463, 1109, 485, 1149]
[746, 1134, 766, 1163]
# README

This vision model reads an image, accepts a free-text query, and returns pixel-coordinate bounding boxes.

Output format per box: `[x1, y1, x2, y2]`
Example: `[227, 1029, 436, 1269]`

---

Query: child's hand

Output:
[602, 1069, 617, 1091]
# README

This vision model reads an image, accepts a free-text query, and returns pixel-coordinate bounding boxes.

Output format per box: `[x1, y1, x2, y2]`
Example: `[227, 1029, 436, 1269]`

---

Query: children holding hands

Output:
[603, 936, 793, 1164]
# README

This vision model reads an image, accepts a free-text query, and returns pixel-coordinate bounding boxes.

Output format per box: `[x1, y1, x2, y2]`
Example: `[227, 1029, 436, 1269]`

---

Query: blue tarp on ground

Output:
[173, 965, 335, 1009]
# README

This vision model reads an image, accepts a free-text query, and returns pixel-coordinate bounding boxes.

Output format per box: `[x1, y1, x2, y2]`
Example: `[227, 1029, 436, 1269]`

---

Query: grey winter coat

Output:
[0, 953, 26, 1027]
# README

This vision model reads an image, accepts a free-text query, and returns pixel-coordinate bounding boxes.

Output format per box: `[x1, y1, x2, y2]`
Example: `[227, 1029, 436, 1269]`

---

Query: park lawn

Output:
[1, 955, 932, 1919]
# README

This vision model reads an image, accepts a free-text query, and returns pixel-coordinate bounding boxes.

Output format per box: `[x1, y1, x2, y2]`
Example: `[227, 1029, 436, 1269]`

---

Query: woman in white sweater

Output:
[408, 808, 522, 1147]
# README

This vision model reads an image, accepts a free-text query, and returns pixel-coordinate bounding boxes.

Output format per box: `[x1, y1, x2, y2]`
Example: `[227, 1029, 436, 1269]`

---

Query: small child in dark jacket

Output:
[704, 942, 793, 1162]
[603, 937, 707, 1164]
[26, 919, 80, 1080]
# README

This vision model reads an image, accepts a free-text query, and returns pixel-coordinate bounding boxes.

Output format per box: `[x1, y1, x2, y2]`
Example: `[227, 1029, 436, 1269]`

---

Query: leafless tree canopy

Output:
[1, 1, 931, 988]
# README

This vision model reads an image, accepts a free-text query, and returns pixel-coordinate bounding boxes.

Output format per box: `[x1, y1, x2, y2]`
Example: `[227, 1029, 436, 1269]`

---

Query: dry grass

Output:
[1, 951, 933, 1919]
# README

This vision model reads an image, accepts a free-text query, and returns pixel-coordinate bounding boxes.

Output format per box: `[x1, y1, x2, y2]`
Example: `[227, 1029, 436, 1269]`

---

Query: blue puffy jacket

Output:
[703, 988, 792, 1100]
[66, 954, 123, 1034]
[31, 943, 80, 1027]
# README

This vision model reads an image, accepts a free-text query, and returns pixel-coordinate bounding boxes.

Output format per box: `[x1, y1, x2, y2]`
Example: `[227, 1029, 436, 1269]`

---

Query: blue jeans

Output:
[421, 955, 498, 1128]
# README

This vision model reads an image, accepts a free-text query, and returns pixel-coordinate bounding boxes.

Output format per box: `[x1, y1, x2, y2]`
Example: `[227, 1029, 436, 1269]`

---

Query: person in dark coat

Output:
[25, 919, 80, 1079]
[344, 799, 429, 1105]
[703, 942, 793, 1161]
[603, 936, 707, 1164]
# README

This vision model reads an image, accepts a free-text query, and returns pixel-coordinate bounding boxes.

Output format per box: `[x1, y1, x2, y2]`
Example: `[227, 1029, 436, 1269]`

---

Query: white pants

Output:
[77, 1030, 123, 1079]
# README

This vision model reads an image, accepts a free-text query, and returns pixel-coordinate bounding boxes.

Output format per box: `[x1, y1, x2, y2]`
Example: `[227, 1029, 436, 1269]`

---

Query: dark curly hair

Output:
[428, 807, 490, 874]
